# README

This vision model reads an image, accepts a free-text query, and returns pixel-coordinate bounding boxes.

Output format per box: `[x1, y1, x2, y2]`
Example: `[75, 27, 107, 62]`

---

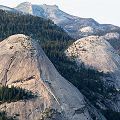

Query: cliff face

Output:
[0, 34, 95, 120]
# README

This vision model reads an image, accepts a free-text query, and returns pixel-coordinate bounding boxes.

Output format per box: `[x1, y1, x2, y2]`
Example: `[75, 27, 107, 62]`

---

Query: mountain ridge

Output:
[0, 2, 119, 39]
[0, 5, 17, 12]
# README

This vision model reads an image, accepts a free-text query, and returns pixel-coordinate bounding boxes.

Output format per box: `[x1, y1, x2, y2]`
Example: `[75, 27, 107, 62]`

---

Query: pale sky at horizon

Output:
[0, 0, 119, 26]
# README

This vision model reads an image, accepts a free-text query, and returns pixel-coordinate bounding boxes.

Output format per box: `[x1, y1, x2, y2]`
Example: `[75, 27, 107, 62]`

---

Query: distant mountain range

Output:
[0, 2, 119, 39]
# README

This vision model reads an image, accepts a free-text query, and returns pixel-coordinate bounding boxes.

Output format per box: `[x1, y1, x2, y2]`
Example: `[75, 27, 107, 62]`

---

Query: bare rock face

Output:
[15, 2, 33, 15]
[79, 26, 94, 33]
[101, 32, 120, 40]
[65, 35, 120, 112]
[65, 35, 120, 89]
[0, 34, 94, 120]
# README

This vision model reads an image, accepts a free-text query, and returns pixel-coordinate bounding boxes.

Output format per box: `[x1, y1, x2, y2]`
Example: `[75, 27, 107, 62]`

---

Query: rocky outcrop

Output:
[14, 2, 33, 15]
[15, 2, 73, 24]
[79, 26, 94, 33]
[65, 34, 120, 112]
[0, 34, 97, 120]
[65, 35, 120, 88]
[101, 32, 119, 40]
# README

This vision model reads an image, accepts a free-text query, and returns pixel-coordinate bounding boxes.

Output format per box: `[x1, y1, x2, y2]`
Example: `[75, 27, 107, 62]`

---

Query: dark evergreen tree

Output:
[0, 86, 35, 104]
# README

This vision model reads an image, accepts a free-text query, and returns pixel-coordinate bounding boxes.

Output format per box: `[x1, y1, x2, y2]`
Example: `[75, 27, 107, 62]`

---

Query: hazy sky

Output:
[0, 0, 119, 26]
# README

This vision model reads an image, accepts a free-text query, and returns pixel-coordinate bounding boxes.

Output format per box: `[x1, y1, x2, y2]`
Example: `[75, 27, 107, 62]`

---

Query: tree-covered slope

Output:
[0, 10, 72, 42]
[0, 86, 35, 104]
[0, 10, 74, 70]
